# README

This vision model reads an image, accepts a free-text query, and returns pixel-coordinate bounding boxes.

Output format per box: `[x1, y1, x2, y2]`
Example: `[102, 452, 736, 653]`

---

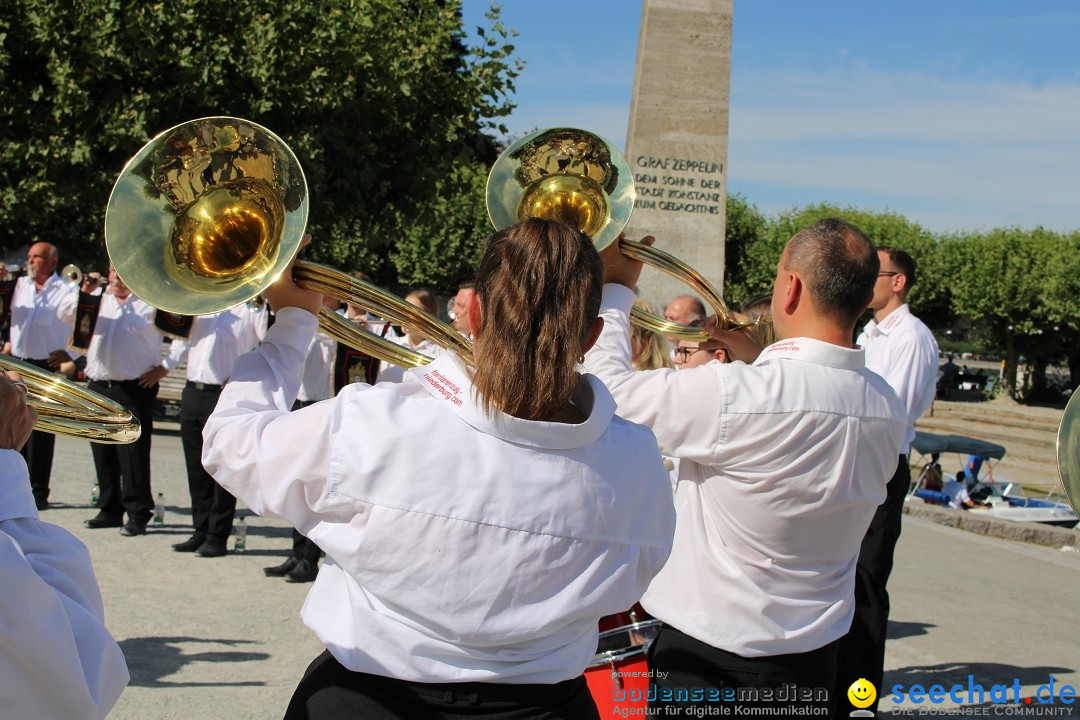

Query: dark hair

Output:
[785, 218, 878, 327]
[405, 288, 439, 316]
[878, 246, 917, 290]
[471, 218, 602, 421]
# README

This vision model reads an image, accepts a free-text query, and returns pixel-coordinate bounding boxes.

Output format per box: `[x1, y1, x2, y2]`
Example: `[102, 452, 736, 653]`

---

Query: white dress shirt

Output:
[942, 480, 973, 509]
[8, 274, 77, 359]
[297, 326, 336, 403]
[163, 305, 267, 384]
[84, 291, 164, 381]
[202, 307, 676, 683]
[584, 284, 906, 658]
[857, 303, 940, 454]
[0, 451, 129, 720]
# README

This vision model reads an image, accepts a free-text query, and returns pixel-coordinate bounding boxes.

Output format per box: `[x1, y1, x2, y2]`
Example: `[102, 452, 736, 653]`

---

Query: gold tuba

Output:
[104, 117, 467, 370]
[486, 127, 742, 341]
[0, 355, 141, 443]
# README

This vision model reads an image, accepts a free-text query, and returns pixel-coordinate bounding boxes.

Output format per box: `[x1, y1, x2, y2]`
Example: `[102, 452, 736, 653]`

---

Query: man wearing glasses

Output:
[835, 246, 939, 712]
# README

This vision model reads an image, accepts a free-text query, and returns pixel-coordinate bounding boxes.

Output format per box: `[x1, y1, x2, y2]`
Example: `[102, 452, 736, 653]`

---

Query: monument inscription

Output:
[625, 0, 733, 308]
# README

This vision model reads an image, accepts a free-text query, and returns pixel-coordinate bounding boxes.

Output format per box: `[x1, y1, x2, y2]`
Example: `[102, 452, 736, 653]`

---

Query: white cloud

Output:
[729, 69, 1080, 232]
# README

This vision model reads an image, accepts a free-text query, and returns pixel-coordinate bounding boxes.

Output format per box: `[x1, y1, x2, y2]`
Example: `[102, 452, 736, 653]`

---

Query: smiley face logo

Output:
[847, 678, 877, 709]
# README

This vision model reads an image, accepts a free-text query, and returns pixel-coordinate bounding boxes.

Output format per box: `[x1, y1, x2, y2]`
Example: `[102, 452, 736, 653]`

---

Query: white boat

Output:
[907, 431, 1079, 529]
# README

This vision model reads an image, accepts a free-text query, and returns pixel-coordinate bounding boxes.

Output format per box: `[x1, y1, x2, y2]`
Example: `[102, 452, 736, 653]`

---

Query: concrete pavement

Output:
[35, 430, 1080, 718]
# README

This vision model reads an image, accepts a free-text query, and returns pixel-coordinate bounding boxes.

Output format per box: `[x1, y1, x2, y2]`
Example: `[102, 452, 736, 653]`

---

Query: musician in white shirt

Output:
[584, 218, 906, 714]
[0, 371, 129, 720]
[203, 218, 676, 719]
[836, 247, 940, 711]
[81, 268, 169, 536]
[3, 242, 77, 510]
[163, 303, 267, 558]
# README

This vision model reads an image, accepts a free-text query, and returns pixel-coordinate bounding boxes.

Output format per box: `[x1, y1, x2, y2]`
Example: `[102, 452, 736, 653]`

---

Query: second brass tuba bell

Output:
[486, 127, 738, 339]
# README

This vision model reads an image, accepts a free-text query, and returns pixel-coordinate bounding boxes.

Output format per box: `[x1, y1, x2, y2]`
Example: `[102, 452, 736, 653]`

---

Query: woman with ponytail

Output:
[203, 218, 675, 720]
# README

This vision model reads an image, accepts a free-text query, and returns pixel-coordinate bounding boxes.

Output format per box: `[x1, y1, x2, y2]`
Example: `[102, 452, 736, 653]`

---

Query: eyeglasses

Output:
[674, 346, 709, 362]
[878, 271, 900, 277]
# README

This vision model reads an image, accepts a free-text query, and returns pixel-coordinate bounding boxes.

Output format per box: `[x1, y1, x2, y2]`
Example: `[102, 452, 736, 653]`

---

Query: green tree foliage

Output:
[0, 0, 519, 284]
[391, 161, 490, 290]
[948, 227, 1074, 398]
[721, 193, 770, 309]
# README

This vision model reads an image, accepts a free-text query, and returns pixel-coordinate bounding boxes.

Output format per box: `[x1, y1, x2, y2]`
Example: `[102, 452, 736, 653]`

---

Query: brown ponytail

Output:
[471, 218, 603, 421]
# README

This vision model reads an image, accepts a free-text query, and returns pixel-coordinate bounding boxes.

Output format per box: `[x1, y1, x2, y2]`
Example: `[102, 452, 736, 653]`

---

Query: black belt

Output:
[90, 379, 139, 388]
[187, 380, 223, 392]
[17, 357, 51, 366]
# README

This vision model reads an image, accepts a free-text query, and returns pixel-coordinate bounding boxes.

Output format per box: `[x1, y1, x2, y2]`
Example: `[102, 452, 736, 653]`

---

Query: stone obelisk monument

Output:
[625, 0, 733, 312]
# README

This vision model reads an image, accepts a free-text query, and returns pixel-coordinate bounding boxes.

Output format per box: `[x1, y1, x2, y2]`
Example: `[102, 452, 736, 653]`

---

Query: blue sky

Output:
[461, 1, 1080, 234]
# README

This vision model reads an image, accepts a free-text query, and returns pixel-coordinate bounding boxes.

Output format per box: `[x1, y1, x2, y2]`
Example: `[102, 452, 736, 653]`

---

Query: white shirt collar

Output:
[407, 353, 616, 450]
[864, 303, 912, 338]
[753, 336, 865, 371]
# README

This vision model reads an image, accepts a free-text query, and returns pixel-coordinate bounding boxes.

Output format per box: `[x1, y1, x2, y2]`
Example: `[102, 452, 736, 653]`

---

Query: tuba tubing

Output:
[0, 355, 141, 443]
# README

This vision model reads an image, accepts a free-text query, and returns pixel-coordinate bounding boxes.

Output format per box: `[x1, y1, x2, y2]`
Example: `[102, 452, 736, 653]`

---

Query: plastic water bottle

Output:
[153, 492, 165, 527]
[90, 482, 100, 506]
[234, 516, 247, 553]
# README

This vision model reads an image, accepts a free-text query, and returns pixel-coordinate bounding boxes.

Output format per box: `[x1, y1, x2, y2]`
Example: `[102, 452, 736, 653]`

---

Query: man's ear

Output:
[780, 271, 802, 315]
[894, 273, 910, 296]
[581, 317, 605, 355]
[467, 292, 482, 338]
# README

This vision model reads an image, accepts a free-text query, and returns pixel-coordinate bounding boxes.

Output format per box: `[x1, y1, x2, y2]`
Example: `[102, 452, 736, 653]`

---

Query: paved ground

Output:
[38, 426, 1080, 719]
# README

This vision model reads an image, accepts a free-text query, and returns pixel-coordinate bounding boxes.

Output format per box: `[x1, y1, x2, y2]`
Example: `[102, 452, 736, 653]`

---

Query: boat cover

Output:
[911, 431, 1006, 461]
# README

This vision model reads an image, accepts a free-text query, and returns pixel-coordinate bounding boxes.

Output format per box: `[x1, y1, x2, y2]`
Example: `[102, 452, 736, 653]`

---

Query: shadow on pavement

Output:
[886, 620, 935, 640]
[119, 636, 271, 688]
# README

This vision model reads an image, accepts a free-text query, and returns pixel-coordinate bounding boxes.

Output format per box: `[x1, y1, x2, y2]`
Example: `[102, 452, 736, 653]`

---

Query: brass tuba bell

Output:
[1057, 390, 1080, 515]
[104, 117, 469, 369]
[486, 127, 741, 340]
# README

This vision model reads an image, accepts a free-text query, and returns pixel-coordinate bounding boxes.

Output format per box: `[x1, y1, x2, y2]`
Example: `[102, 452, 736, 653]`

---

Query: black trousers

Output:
[285, 650, 600, 720]
[17, 357, 57, 507]
[648, 625, 837, 715]
[88, 379, 158, 524]
[290, 528, 323, 564]
[180, 382, 236, 541]
[833, 454, 909, 713]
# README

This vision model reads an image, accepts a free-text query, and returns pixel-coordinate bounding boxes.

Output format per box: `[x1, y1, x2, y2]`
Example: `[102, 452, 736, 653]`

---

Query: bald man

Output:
[664, 294, 706, 346]
[3, 242, 78, 510]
